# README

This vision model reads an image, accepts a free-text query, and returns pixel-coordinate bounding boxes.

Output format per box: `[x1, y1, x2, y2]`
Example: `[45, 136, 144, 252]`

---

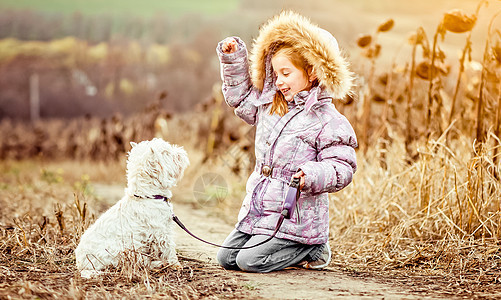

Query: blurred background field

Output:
[1, 0, 501, 298]
[0, 0, 239, 16]
[0, 0, 492, 118]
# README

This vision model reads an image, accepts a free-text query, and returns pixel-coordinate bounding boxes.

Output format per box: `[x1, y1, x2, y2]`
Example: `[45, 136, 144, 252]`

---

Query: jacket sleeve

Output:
[216, 37, 259, 125]
[298, 114, 358, 195]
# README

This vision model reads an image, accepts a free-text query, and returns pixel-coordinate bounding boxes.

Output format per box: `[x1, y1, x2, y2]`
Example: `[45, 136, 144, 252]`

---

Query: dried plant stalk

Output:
[488, 11, 501, 178]
[360, 61, 376, 152]
[359, 20, 394, 152]
[54, 204, 65, 236]
[494, 42, 501, 65]
[425, 23, 444, 132]
[406, 33, 418, 157]
[447, 2, 486, 144]
[476, 10, 500, 147]
[378, 63, 397, 169]
[494, 79, 501, 178]
[447, 35, 472, 133]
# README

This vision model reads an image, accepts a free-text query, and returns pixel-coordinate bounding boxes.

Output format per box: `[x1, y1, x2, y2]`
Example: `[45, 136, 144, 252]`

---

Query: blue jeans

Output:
[217, 229, 324, 273]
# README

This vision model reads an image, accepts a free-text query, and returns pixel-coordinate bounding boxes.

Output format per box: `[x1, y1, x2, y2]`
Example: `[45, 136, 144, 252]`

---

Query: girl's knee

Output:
[216, 248, 237, 270]
[235, 251, 268, 273]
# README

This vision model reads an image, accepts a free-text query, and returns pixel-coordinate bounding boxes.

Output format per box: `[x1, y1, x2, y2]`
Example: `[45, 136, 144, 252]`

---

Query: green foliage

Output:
[40, 168, 64, 184]
[73, 174, 94, 196]
[242, 282, 260, 290]
[0, 0, 239, 17]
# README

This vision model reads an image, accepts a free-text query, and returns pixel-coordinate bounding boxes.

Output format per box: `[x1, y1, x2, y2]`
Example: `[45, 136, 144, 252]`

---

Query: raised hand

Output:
[221, 38, 238, 54]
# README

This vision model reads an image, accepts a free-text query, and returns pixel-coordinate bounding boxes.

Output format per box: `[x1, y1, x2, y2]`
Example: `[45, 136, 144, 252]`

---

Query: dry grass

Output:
[334, 9, 501, 291]
[0, 158, 250, 299]
[1, 1, 501, 298]
[329, 132, 501, 294]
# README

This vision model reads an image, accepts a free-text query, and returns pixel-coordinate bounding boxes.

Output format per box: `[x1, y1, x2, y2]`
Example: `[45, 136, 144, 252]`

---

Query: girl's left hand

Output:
[221, 37, 238, 54]
[292, 170, 305, 190]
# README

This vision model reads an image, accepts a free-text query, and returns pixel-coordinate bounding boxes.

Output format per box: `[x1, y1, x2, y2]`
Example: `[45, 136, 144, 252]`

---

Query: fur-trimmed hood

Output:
[249, 11, 353, 99]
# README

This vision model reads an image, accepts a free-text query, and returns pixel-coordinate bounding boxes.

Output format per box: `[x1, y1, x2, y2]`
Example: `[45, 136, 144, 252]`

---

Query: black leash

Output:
[172, 214, 285, 249]
[173, 177, 301, 250]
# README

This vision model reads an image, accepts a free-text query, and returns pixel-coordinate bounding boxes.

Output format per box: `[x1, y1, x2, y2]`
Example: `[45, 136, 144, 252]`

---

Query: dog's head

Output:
[126, 138, 190, 199]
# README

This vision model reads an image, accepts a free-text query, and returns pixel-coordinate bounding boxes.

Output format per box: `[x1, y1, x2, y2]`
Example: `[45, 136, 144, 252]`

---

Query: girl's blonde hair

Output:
[269, 45, 316, 117]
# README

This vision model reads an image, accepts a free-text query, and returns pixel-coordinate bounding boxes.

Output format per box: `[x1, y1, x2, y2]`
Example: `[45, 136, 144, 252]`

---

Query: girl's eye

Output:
[282, 72, 289, 76]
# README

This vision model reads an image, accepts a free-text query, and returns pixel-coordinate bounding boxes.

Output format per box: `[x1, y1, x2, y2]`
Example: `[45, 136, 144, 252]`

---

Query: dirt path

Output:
[93, 184, 444, 299]
[172, 202, 445, 300]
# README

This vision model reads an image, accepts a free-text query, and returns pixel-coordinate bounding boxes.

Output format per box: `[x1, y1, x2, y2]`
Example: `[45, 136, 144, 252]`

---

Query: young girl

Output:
[216, 11, 357, 273]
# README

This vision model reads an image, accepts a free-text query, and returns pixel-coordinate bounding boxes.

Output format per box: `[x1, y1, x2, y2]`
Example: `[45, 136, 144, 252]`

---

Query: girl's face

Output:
[271, 53, 313, 102]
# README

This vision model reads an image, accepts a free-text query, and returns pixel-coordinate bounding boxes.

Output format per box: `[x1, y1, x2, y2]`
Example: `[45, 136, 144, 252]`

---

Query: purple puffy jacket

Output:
[217, 12, 357, 245]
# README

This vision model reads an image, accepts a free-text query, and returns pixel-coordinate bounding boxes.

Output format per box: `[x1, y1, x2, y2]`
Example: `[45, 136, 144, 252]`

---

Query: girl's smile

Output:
[271, 54, 314, 102]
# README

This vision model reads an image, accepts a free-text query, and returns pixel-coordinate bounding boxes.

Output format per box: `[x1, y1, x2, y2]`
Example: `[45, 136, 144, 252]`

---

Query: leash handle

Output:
[282, 177, 301, 219]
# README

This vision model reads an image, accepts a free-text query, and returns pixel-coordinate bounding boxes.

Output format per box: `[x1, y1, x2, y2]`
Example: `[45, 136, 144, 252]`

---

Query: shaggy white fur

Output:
[75, 138, 190, 278]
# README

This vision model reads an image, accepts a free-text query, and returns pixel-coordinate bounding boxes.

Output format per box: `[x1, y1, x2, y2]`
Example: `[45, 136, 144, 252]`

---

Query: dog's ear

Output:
[130, 142, 137, 148]
[171, 146, 190, 179]
[159, 145, 189, 180]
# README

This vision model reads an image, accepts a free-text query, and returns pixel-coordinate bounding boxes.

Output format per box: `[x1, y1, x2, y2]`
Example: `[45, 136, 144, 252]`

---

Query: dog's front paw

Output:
[80, 270, 101, 279]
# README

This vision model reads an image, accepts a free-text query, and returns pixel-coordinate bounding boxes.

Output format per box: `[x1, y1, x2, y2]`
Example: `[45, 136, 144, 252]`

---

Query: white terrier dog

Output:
[75, 138, 190, 278]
